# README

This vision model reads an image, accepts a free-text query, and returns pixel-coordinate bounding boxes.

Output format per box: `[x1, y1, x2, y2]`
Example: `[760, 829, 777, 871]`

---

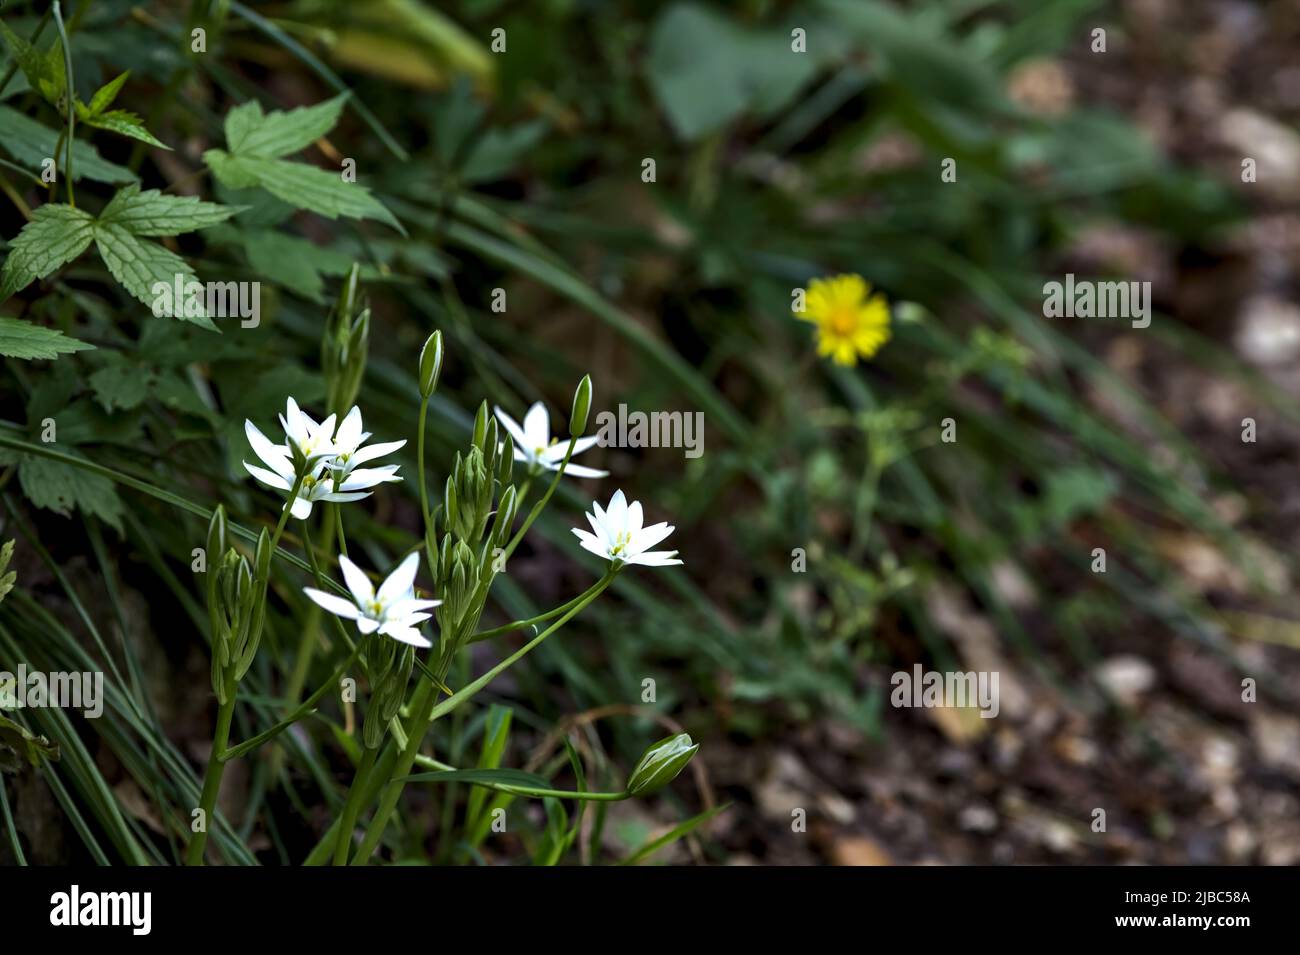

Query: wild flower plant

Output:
[184, 279, 696, 866]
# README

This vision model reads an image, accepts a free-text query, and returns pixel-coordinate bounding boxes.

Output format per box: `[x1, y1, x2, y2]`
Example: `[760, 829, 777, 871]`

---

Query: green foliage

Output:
[0, 0, 1277, 869]
[0, 185, 237, 329]
[203, 94, 402, 231]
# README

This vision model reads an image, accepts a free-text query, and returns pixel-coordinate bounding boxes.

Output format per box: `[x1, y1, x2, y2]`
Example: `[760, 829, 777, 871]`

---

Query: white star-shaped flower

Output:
[573, 490, 681, 567]
[303, 552, 439, 648]
[494, 402, 607, 478]
[327, 406, 406, 483]
[243, 398, 401, 520]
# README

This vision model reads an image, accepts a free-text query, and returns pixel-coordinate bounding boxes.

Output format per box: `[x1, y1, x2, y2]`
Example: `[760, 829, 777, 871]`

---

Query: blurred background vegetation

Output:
[2, 0, 1300, 864]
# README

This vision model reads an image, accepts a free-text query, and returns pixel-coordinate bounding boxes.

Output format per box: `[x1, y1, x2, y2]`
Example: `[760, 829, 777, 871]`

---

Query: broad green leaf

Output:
[818, 0, 1008, 113]
[100, 186, 236, 236]
[240, 229, 354, 301]
[646, 3, 822, 141]
[224, 93, 349, 157]
[0, 106, 137, 183]
[0, 204, 95, 301]
[0, 318, 93, 360]
[205, 150, 402, 231]
[92, 222, 215, 328]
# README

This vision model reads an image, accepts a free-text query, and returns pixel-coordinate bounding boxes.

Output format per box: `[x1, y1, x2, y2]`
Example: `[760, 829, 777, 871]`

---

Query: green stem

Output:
[407, 756, 630, 802]
[221, 640, 364, 762]
[469, 588, 592, 644]
[334, 502, 348, 558]
[849, 457, 883, 559]
[188, 467, 304, 863]
[51, 2, 75, 206]
[332, 746, 378, 865]
[416, 396, 435, 570]
[184, 685, 235, 865]
[349, 569, 615, 865]
[283, 505, 337, 716]
[504, 437, 575, 559]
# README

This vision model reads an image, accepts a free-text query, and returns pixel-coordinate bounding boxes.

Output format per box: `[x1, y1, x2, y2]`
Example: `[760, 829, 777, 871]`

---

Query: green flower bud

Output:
[569, 374, 592, 437]
[625, 733, 699, 795]
[254, 528, 274, 582]
[482, 418, 498, 478]
[443, 475, 458, 537]
[472, 401, 488, 451]
[497, 433, 514, 487]
[207, 506, 227, 568]
[490, 485, 517, 550]
[338, 263, 363, 326]
[418, 330, 444, 398]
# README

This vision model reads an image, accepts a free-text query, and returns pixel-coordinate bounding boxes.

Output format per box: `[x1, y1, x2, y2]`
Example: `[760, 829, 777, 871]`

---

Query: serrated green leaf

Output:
[205, 151, 402, 231]
[83, 110, 170, 149]
[224, 93, 349, 158]
[15, 452, 125, 532]
[0, 318, 93, 360]
[100, 186, 236, 236]
[0, 21, 64, 108]
[0, 105, 136, 183]
[0, 204, 95, 300]
[85, 70, 129, 115]
[0, 539, 14, 605]
[88, 359, 152, 411]
[92, 222, 214, 328]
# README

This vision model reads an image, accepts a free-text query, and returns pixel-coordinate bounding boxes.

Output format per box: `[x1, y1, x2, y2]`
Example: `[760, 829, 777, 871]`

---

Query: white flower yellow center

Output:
[610, 530, 633, 556]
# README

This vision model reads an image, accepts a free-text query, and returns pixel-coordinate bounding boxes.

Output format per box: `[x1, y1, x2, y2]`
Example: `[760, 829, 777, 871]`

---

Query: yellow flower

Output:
[795, 274, 890, 366]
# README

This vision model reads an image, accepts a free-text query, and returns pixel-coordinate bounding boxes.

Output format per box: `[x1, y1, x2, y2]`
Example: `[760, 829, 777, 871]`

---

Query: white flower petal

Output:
[245, 420, 291, 469]
[351, 439, 406, 465]
[549, 461, 608, 479]
[378, 552, 420, 604]
[289, 496, 314, 520]
[338, 555, 375, 604]
[336, 406, 364, 450]
[577, 537, 612, 561]
[303, 588, 363, 620]
[357, 617, 381, 634]
[493, 407, 530, 450]
[321, 491, 373, 504]
[540, 435, 601, 462]
[522, 402, 550, 450]
[284, 397, 308, 444]
[243, 462, 293, 491]
[626, 550, 682, 567]
[631, 522, 675, 553]
[606, 489, 628, 529]
[626, 500, 644, 537]
[340, 467, 402, 490]
[386, 597, 441, 617]
[379, 624, 432, 648]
